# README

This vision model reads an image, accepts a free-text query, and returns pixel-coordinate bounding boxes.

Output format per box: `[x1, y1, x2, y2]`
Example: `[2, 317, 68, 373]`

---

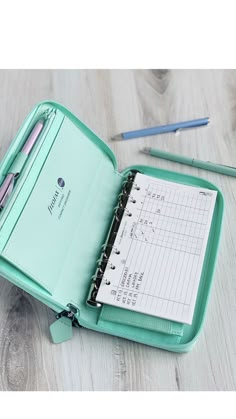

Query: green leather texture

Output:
[8, 152, 28, 175]
[50, 317, 73, 344]
[0, 101, 224, 353]
[0, 110, 65, 250]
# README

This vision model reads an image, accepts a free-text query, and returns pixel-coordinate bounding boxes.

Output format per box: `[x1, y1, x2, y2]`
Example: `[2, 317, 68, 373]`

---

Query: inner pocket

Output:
[98, 304, 184, 337]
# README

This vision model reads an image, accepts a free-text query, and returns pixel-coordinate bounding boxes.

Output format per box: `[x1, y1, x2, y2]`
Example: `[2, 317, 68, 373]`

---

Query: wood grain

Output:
[0, 70, 235, 391]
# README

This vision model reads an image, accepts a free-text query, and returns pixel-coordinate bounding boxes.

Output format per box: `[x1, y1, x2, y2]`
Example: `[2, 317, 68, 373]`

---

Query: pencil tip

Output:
[110, 133, 123, 141]
[141, 147, 151, 155]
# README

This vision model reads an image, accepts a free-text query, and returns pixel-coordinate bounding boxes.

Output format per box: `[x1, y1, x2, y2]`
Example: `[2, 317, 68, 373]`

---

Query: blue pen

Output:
[111, 117, 210, 141]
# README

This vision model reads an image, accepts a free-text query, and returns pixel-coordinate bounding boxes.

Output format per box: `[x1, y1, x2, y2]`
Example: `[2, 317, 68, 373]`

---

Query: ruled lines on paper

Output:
[96, 173, 217, 324]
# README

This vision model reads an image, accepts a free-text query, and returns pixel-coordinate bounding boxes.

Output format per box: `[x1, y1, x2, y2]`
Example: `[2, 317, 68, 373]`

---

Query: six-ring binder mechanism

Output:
[87, 170, 140, 307]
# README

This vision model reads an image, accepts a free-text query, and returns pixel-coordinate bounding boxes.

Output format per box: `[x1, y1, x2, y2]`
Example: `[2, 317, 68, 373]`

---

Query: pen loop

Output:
[0, 109, 56, 211]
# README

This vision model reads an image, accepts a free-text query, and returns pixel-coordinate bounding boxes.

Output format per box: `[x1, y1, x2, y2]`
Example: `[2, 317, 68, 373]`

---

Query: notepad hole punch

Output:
[133, 183, 140, 191]
[98, 258, 116, 270]
[101, 243, 120, 255]
[104, 279, 111, 285]
[115, 206, 132, 218]
[120, 193, 136, 204]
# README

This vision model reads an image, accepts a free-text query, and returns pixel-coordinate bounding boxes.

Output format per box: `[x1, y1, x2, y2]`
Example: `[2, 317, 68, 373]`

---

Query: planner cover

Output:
[0, 101, 224, 352]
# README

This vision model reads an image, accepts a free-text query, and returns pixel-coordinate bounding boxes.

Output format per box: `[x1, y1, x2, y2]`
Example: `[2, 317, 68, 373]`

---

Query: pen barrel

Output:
[123, 125, 173, 139]
[148, 148, 236, 177]
[21, 120, 44, 155]
[123, 118, 209, 140]
[0, 173, 14, 205]
[193, 160, 236, 177]
[150, 148, 193, 165]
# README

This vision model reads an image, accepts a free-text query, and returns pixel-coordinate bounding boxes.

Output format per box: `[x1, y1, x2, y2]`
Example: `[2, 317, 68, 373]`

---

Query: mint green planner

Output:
[0, 101, 224, 352]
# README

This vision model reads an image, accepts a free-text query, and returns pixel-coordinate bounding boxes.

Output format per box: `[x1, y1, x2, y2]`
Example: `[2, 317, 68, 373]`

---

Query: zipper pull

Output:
[49, 304, 79, 344]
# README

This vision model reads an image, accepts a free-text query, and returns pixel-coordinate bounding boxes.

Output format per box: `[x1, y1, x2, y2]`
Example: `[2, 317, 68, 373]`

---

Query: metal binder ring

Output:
[115, 206, 132, 219]
[91, 276, 101, 289]
[118, 193, 136, 204]
[114, 204, 123, 212]
[87, 288, 102, 307]
[122, 175, 134, 191]
[115, 207, 122, 222]
[119, 189, 131, 198]
[101, 243, 108, 251]
[122, 176, 132, 186]
[118, 192, 127, 204]
[101, 243, 120, 255]
[123, 182, 133, 195]
[97, 256, 108, 264]
[97, 267, 104, 276]
[118, 197, 126, 209]
[97, 257, 115, 270]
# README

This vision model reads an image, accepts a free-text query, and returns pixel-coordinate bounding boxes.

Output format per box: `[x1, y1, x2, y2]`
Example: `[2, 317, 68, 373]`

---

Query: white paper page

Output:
[96, 172, 217, 324]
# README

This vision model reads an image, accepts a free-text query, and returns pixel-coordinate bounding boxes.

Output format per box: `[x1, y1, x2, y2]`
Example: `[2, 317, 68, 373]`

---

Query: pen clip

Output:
[175, 123, 210, 135]
[42, 107, 56, 119]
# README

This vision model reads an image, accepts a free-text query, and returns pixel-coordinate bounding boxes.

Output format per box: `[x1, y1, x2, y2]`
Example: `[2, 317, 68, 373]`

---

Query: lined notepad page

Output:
[96, 173, 217, 324]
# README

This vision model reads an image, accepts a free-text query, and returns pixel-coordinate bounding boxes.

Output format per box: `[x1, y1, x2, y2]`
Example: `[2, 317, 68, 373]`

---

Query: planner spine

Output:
[87, 170, 139, 307]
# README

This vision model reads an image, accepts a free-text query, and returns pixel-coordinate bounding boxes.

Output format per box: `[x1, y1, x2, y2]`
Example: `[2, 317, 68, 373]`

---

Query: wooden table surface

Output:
[0, 69, 235, 391]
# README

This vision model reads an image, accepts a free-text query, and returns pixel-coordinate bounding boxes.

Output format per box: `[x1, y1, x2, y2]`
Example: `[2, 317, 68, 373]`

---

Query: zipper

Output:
[56, 304, 81, 328]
